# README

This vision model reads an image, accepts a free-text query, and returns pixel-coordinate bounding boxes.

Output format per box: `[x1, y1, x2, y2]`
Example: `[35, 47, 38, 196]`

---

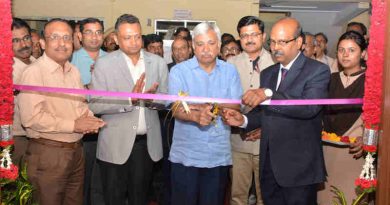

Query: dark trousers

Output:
[99, 135, 153, 205]
[260, 147, 317, 205]
[159, 110, 174, 205]
[82, 134, 104, 205]
[12, 136, 29, 166]
[26, 139, 84, 205]
[171, 162, 229, 205]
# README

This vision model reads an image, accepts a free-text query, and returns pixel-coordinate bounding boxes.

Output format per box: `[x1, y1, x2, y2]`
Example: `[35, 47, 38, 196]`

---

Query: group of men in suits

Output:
[14, 12, 329, 205]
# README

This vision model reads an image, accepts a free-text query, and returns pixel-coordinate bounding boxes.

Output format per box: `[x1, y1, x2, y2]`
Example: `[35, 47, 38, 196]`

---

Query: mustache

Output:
[17, 46, 31, 53]
[225, 54, 235, 58]
[245, 42, 255, 46]
[200, 52, 213, 56]
[55, 46, 69, 52]
[272, 50, 284, 57]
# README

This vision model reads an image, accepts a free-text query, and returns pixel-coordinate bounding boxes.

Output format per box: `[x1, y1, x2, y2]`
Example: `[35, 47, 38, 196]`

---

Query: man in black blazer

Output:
[223, 17, 330, 205]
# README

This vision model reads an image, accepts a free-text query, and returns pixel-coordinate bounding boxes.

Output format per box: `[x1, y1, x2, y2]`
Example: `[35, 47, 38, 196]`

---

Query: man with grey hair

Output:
[302, 32, 316, 59]
[168, 22, 242, 205]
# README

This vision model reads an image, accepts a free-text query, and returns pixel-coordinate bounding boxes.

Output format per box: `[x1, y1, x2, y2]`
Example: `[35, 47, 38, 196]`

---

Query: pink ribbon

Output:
[13, 84, 363, 106]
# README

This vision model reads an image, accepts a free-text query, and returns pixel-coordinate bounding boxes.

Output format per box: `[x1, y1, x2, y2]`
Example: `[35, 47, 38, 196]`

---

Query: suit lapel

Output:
[277, 53, 306, 92]
[116, 50, 135, 88]
[268, 66, 279, 90]
[143, 51, 152, 89]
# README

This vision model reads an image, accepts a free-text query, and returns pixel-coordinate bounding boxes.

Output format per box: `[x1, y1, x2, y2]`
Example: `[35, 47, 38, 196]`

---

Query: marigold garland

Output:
[321, 131, 357, 144]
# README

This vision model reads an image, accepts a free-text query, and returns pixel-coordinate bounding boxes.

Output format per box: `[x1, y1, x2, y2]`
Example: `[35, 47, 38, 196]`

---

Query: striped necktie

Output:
[281, 68, 288, 82]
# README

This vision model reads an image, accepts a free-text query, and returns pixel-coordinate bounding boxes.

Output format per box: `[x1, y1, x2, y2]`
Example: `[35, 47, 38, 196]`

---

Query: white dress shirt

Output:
[122, 51, 147, 135]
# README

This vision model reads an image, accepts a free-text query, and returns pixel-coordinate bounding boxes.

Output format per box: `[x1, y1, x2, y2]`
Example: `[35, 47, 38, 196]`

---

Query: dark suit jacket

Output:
[246, 53, 330, 187]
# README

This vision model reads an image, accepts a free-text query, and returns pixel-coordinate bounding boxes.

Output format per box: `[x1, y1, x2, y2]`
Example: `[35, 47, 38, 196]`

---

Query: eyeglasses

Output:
[12, 35, 32, 44]
[240, 32, 262, 40]
[268, 37, 298, 47]
[45, 35, 73, 42]
[222, 47, 240, 55]
[82, 30, 104, 36]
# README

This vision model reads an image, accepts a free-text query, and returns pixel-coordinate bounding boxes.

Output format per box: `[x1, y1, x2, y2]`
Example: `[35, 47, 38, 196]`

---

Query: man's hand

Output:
[143, 82, 159, 104]
[242, 88, 268, 108]
[173, 103, 217, 126]
[221, 108, 244, 127]
[145, 82, 159, 94]
[350, 136, 364, 159]
[192, 104, 214, 126]
[131, 73, 146, 104]
[244, 128, 261, 141]
[74, 111, 106, 134]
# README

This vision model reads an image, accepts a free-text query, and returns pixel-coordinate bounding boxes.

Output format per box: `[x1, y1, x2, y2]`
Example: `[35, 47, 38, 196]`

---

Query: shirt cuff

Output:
[128, 98, 133, 106]
[239, 115, 248, 128]
[62, 119, 76, 133]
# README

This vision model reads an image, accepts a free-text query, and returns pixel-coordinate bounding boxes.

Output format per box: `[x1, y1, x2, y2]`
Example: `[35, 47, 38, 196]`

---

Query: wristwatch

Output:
[264, 88, 273, 98]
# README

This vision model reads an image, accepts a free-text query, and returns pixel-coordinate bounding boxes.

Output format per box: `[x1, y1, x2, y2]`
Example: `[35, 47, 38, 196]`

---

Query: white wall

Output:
[292, 11, 370, 58]
[292, 12, 342, 58]
[12, 0, 259, 37]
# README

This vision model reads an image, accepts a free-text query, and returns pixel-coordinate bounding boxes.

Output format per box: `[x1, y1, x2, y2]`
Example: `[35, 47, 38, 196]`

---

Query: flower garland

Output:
[0, 0, 18, 182]
[321, 131, 357, 144]
[357, 0, 387, 194]
[0, 147, 18, 181]
[363, 0, 386, 127]
[0, 0, 13, 126]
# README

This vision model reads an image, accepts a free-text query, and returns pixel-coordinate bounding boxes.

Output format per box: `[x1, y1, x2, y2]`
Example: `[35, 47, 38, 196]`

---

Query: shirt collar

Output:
[79, 47, 106, 58]
[243, 47, 267, 61]
[78, 47, 89, 57]
[42, 53, 72, 73]
[189, 56, 221, 72]
[121, 49, 144, 64]
[13, 56, 36, 66]
[279, 52, 301, 70]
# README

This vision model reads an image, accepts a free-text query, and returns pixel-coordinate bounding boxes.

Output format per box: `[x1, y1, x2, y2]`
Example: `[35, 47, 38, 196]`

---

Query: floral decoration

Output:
[356, 0, 387, 195]
[363, 0, 386, 128]
[0, 0, 18, 185]
[321, 131, 357, 144]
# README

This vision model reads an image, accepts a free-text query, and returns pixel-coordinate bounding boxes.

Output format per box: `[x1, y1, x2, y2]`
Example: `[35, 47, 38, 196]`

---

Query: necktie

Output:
[252, 56, 260, 73]
[281, 68, 288, 82]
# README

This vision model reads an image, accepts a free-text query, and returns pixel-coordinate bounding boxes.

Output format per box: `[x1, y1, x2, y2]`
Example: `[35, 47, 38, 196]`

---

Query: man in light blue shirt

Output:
[169, 22, 242, 205]
[72, 18, 106, 87]
[71, 17, 106, 205]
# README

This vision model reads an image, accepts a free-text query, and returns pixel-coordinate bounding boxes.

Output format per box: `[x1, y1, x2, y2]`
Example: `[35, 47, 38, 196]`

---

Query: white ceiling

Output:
[260, 0, 370, 12]
[260, 0, 370, 25]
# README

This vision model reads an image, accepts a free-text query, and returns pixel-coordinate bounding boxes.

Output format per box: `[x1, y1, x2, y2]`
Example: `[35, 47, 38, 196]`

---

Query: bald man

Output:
[223, 17, 329, 205]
